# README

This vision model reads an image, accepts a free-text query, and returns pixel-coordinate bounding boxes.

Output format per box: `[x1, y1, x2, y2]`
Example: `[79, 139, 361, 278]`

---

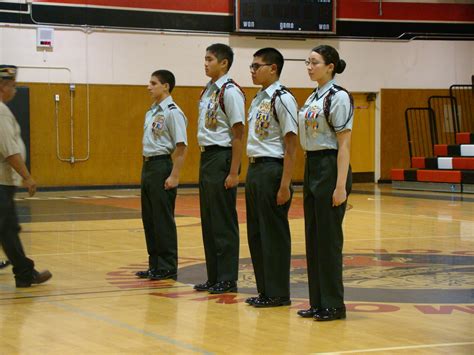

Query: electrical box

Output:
[37, 27, 54, 48]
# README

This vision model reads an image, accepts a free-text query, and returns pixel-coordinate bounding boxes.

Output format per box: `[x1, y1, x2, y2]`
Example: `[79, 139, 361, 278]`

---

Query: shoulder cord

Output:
[322, 84, 354, 132]
[270, 86, 297, 125]
[218, 79, 246, 115]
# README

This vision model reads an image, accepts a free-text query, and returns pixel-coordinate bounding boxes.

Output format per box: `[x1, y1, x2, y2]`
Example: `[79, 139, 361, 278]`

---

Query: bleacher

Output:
[391, 81, 474, 193]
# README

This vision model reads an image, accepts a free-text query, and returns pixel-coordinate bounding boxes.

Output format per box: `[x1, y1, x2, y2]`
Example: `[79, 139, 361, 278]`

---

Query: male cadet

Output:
[0, 65, 52, 287]
[135, 70, 187, 281]
[245, 48, 298, 307]
[194, 43, 245, 294]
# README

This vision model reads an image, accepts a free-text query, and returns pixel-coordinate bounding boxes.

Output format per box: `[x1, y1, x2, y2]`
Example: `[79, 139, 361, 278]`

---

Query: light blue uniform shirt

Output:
[247, 81, 298, 158]
[143, 95, 188, 157]
[298, 79, 353, 151]
[197, 74, 245, 147]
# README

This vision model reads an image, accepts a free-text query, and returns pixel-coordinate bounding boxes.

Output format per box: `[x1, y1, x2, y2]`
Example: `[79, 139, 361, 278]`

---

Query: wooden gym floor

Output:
[0, 183, 473, 354]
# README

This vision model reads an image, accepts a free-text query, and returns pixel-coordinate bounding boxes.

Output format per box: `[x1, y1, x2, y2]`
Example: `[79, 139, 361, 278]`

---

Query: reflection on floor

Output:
[1, 183, 473, 354]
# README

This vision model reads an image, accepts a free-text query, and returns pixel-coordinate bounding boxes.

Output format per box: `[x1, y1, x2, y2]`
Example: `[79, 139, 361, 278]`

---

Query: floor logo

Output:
[107, 252, 474, 304]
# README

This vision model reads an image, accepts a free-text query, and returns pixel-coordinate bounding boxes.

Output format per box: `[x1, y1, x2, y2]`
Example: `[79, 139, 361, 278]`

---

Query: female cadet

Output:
[297, 45, 354, 321]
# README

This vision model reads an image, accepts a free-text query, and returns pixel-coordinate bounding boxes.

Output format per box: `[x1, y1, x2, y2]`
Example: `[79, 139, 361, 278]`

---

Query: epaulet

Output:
[168, 103, 177, 110]
[276, 85, 291, 95]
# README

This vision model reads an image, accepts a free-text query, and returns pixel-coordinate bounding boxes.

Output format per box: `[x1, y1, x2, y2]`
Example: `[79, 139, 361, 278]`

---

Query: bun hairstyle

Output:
[335, 59, 346, 74]
[312, 45, 346, 77]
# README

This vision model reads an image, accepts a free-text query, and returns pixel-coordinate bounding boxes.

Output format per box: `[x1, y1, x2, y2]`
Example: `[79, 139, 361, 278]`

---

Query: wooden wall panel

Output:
[351, 95, 375, 173]
[22, 82, 374, 187]
[380, 88, 449, 181]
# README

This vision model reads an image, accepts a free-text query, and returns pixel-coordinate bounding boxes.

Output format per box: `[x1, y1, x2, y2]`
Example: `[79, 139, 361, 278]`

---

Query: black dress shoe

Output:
[135, 270, 150, 278]
[148, 270, 177, 280]
[0, 260, 11, 269]
[297, 307, 320, 318]
[245, 294, 264, 305]
[314, 306, 346, 321]
[253, 296, 291, 308]
[208, 281, 237, 294]
[16, 270, 52, 288]
[193, 280, 216, 291]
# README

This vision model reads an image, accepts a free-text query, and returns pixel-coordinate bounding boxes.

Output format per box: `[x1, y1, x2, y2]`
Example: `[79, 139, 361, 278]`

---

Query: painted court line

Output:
[315, 341, 474, 354]
[50, 301, 214, 354]
[351, 208, 473, 223]
[0, 283, 213, 354]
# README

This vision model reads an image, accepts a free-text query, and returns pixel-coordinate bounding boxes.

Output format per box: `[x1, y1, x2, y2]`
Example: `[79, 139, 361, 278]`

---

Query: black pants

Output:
[141, 158, 178, 272]
[303, 151, 352, 308]
[0, 185, 35, 282]
[199, 149, 239, 282]
[246, 161, 292, 298]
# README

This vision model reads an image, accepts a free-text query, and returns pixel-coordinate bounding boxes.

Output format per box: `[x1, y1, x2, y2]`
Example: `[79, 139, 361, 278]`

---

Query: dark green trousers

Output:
[0, 185, 35, 283]
[304, 150, 352, 308]
[246, 161, 292, 298]
[141, 157, 178, 272]
[199, 149, 239, 282]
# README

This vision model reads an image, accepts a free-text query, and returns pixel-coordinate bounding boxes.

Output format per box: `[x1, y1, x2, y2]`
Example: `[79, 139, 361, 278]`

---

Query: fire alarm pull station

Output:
[37, 27, 54, 48]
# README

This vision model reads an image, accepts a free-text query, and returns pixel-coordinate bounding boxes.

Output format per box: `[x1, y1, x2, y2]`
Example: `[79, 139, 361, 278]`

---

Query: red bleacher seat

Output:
[452, 157, 474, 170]
[411, 157, 425, 168]
[391, 169, 405, 181]
[417, 170, 461, 183]
[434, 144, 447, 156]
[456, 132, 474, 144]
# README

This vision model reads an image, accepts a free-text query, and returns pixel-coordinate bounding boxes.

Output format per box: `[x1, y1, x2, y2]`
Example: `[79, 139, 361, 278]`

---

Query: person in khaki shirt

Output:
[0, 65, 52, 287]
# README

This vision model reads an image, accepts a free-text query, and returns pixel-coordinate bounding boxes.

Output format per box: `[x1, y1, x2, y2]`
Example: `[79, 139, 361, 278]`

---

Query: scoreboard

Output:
[234, 0, 336, 35]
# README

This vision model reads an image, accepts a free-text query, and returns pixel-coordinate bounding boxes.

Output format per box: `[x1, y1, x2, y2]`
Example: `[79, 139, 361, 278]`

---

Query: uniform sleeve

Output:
[274, 92, 298, 136]
[167, 109, 188, 146]
[223, 85, 245, 127]
[330, 91, 353, 132]
[0, 113, 21, 158]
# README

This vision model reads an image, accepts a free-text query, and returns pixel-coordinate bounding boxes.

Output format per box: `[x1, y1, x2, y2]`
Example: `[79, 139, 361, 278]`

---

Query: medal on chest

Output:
[205, 91, 219, 129]
[254, 101, 271, 140]
[305, 105, 321, 137]
[151, 114, 165, 138]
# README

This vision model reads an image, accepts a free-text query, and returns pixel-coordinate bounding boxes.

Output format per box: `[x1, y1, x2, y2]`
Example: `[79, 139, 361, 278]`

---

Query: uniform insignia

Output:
[0, 65, 17, 79]
[168, 103, 177, 110]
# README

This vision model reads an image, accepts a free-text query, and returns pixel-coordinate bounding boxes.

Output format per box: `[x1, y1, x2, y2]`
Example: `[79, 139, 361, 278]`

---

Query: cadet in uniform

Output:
[245, 48, 298, 307]
[297, 45, 353, 321]
[194, 43, 245, 294]
[0, 65, 52, 287]
[135, 69, 188, 281]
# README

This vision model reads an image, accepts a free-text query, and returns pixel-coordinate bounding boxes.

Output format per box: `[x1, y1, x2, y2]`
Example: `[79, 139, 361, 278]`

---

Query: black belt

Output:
[249, 157, 283, 164]
[143, 154, 171, 162]
[200, 145, 232, 153]
[306, 149, 337, 157]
